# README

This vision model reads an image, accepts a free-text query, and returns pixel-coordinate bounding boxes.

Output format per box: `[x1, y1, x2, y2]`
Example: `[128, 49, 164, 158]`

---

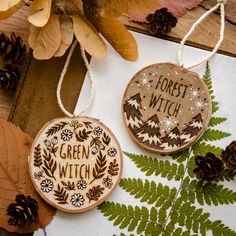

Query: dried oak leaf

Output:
[0, 119, 55, 234]
[96, 16, 138, 61]
[54, 15, 74, 57]
[0, 0, 24, 20]
[28, 13, 61, 60]
[72, 13, 107, 59]
[28, 0, 52, 27]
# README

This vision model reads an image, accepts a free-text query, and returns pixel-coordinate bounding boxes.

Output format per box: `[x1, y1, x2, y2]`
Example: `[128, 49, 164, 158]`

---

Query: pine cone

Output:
[147, 8, 177, 34]
[221, 141, 236, 170]
[193, 152, 224, 181]
[6, 194, 39, 228]
[0, 32, 26, 62]
[0, 64, 20, 89]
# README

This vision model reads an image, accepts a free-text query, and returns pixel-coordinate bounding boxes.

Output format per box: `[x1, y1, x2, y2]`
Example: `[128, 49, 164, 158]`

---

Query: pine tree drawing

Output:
[136, 114, 161, 148]
[180, 113, 204, 145]
[123, 93, 144, 134]
[160, 127, 181, 150]
[98, 63, 236, 236]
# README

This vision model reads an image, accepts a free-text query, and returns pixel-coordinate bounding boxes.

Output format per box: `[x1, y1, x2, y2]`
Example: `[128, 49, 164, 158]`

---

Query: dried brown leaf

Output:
[0, 119, 56, 234]
[28, 0, 52, 27]
[96, 16, 138, 61]
[0, 0, 24, 20]
[54, 15, 74, 57]
[72, 14, 107, 59]
[28, 14, 61, 60]
[101, 0, 158, 17]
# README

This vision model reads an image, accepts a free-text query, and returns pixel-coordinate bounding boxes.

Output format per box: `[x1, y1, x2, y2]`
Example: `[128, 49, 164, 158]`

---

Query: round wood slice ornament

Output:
[29, 116, 122, 213]
[122, 63, 212, 154]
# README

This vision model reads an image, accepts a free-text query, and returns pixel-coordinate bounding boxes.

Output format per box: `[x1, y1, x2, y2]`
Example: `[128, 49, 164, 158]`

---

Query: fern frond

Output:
[209, 117, 227, 127]
[182, 177, 236, 206]
[98, 202, 162, 235]
[172, 149, 190, 163]
[220, 169, 236, 181]
[124, 152, 184, 180]
[192, 142, 222, 157]
[202, 129, 231, 142]
[212, 101, 219, 113]
[120, 178, 176, 209]
[211, 220, 236, 236]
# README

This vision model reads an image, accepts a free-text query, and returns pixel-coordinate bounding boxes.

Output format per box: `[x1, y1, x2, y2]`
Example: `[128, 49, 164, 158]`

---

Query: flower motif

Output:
[93, 127, 103, 136]
[51, 136, 58, 145]
[77, 180, 87, 190]
[70, 120, 82, 129]
[61, 129, 73, 141]
[107, 147, 117, 157]
[41, 179, 53, 193]
[44, 139, 51, 147]
[71, 194, 85, 207]
[102, 176, 113, 189]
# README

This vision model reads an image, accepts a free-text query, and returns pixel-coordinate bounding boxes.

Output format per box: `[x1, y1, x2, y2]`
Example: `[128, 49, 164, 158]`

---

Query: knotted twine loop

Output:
[177, 0, 227, 69]
[56, 40, 95, 118]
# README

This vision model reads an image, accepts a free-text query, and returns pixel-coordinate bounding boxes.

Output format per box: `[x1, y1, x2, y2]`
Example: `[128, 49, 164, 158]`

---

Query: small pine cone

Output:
[147, 8, 177, 34]
[193, 152, 224, 181]
[0, 32, 10, 54]
[221, 141, 236, 170]
[0, 64, 20, 89]
[6, 194, 39, 228]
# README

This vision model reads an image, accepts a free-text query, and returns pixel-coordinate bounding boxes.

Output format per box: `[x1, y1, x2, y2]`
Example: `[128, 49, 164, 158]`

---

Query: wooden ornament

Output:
[122, 63, 212, 154]
[29, 116, 123, 213]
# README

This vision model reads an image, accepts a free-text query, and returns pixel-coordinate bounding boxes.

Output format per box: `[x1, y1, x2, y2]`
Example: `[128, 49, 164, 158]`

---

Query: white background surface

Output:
[35, 32, 236, 236]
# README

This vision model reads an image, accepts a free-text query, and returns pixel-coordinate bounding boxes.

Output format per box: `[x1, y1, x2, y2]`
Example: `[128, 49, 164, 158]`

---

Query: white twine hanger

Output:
[56, 40, 95, 118]
[177, 0, 227, 69]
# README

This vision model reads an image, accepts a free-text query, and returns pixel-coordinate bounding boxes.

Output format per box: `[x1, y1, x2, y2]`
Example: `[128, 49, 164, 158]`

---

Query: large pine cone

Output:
[146, 8, 177, 34]
[6, 194, 39, 228]
[221, 141, 236, 170]
[193, 152, 224, 181]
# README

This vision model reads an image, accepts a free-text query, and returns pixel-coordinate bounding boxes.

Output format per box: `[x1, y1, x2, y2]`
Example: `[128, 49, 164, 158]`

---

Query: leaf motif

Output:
[42, 149, 57, 180]
[61, 181, 75, 191]
[28, 0, 52, 27]
[28, 14, 61, 60]
[86, 185, 105, 202]
[83, 121, 93, 129]
[72, 14, 107, 59]
[34, 144, 42, 167]
[45, 121, 67, 137]
[96, 16, 138, 61]
[108, 159, 119, 176]
[0, 0, 24, 20]
[76, 129, 92, 142]
[54, 15, 74, 57]
[0, 119, 55, 234]
[54, 184, 69, 204]
[102, 132, 111, 146]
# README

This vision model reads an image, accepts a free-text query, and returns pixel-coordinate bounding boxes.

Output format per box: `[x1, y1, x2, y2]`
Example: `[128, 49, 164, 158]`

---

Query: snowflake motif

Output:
[161, 117, 177, 130]
[195, 100, 206, 109]
[93, 127, 103, 136]
[102, 176, 113, 189]
[41, 179, 53, 193]
[190, 89, 200, 99]
[107, 147, 117, 157]
[71, 194, 85, 207]
[77, 180, 87, 190]
[61, 129, 73, 141]
[139, 74, 151, 87]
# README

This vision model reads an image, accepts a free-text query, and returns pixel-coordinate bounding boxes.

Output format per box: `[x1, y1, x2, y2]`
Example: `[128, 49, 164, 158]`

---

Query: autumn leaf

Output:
[0, 0, 24, 20]
[28, 14, 61, 60]
[96, 16, 138, 61]
[72, 14, 107, 59]
[159, 0, 203, 17]
[54, 15, 74, 57]
[28, 0, 52, 27]
[0, 119, 56, 234]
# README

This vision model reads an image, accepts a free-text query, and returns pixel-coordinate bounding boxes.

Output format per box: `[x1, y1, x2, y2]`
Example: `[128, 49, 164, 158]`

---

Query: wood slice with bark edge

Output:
[122, 63, 212, 154]
[28, 116, 123, 213]
[0, 119, 56, 234]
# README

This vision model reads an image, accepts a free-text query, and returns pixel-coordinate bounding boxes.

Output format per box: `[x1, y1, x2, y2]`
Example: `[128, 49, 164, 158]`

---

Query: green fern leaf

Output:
[182, 177, 236, 206]
[172, 149, 190, 163]
[220, 169, 236, 181]
[98, 202, 162, 234]
[120, 178, 176, 209]
[124, 152, 184, 181]
[202, 129, 231, 142]
[192, 142, 222, 157]
[209, 117, 227, 127]
[211, 220, 236, 236]
[212, 101, 219, 113]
